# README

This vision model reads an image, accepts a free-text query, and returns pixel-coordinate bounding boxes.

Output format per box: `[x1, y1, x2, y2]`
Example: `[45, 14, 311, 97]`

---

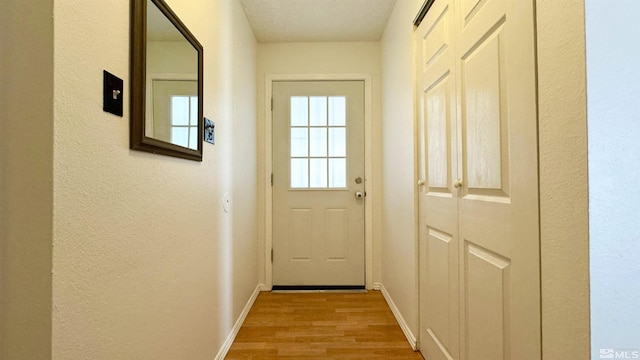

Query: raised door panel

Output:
[290, 209, 312, 261]
[423, 4, 451, 69]
[424, 228, 458, 360]
[325, 209, 347, 261]
[461, 25, 509, 195]
[465, 242, 511, 360]
[426, 76, 453, 191]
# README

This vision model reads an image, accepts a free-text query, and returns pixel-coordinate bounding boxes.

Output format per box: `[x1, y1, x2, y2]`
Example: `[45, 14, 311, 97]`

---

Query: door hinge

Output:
[271, 248, 273, 263]
[270, 173, 274, 186]
[270, 98, 273, 111]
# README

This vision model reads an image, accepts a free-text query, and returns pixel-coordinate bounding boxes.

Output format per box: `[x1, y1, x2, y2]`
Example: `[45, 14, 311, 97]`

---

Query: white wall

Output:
[537, 0, 591, 358]
[256, 42, 382, 287]
[586, 1, 640, 357]
[379, 0, 423, 341]
[50, 0, 258, 358]
[0, 0, 54, 358]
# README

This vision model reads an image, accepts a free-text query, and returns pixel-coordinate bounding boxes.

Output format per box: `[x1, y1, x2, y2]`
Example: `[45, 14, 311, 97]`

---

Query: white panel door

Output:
[456, 0, 540, 358]
[417, 0, 460, 359]
[417, 0, 540, 358]
[272, 81, 365, 286]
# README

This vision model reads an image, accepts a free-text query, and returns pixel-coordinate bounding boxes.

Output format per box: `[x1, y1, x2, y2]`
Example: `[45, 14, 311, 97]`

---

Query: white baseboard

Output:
[214, 284, 261, 360]
[375, 282, 418, 351]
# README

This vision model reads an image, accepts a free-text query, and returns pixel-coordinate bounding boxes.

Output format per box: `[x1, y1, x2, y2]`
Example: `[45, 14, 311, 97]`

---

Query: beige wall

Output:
[256, 42, 383, 287]
[537, 0, 591, 358]
[147, 41, 198, 75]
[379, 0, 423, 340]
[50, 0, 258, 358]
[0, 0, 54, 359]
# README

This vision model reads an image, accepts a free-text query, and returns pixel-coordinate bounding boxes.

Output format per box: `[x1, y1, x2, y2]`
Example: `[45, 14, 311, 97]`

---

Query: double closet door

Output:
[416, 0, 540, 359]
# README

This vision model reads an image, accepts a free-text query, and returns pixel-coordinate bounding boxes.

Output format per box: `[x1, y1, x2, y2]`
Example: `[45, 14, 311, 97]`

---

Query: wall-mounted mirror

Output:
[131, 0, 203, 161]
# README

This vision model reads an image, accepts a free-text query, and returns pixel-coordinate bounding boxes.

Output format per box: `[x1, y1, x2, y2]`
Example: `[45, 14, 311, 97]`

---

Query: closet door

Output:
[417, 0, 540, 358]
[455, 0, 540, 358]
[417, 0, 460, 359]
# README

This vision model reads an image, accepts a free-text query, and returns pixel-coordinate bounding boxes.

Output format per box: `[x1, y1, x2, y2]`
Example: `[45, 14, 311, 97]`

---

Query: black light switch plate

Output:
[103, 70, 123, 117]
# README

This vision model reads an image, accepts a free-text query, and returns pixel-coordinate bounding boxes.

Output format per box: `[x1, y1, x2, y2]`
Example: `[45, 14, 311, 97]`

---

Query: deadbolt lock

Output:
[355, 177, 363, 184]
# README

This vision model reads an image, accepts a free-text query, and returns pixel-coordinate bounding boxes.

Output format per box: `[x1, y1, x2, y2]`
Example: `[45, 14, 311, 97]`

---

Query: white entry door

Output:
[417, 0, 541, 358]
[272, 81, 365, 287]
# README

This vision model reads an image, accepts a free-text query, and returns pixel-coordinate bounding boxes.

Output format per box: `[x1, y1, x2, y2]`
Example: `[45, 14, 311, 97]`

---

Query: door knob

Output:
[454, 179, 463, 189]
[355, 191, 364, 199]
[417, 179, 425, 186]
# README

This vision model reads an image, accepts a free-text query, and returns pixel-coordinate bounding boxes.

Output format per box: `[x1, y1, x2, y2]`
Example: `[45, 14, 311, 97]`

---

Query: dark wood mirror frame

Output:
[130, 0, 204, 161]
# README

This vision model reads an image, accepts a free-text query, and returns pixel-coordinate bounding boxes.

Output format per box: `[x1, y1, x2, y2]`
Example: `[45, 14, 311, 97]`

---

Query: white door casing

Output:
[272, 80, 366, 286]
[417, 0, 541, 358]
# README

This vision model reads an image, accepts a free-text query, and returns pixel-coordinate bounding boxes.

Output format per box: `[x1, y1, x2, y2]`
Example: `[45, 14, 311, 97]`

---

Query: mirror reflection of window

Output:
[170, 95, 198, 150]
[150, 79, 197, 147]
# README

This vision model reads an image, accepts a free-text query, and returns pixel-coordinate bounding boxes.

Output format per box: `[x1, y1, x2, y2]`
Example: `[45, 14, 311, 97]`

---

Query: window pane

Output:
[291, 96, 308, 126]
[291, 159, 308, 188]
[310, 158, 328, 188]
[171, 127, 189, 148]
[189, 127, 198, 150]
[190, 96, 198, 126]
[329, 158, 347, 188]
[291, 128, 308, 157]
[171, 96, 189, 125]
[309, 128, 327, 157]
[309, 96, 327, 126]
[329, 127, 346, 157]
[328, 96, 346, 126]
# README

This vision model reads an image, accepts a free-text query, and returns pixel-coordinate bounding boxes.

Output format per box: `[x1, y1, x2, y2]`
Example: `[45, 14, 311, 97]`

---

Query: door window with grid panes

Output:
[290, 96, 347, 189]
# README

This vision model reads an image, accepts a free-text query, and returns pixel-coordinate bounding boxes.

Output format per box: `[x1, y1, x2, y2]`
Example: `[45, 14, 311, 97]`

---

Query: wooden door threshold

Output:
[271, 285, 366, 293]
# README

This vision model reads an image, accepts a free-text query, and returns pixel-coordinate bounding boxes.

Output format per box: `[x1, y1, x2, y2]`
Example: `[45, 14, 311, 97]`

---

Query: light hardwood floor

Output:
[225, 291, 424, 359]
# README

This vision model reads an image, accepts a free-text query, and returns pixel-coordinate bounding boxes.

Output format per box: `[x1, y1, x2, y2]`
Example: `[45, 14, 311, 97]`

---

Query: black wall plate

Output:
[103, 70, 123, 117]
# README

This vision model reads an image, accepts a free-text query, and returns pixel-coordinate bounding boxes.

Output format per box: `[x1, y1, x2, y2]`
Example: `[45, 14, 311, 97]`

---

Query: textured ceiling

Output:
[239, 0, 397, 43]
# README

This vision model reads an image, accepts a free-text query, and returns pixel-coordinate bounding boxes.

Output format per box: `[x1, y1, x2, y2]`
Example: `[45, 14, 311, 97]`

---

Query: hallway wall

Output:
[537, 0, 591, 358]
[586, 0, 640, 357]
[380, 0, 423, 340]
[0, 0, 54, 358]
[50, 0, 258, 358]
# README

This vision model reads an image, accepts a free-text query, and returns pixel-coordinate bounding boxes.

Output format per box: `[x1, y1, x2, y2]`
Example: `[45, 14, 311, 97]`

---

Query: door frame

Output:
[264, 74, 374, 290]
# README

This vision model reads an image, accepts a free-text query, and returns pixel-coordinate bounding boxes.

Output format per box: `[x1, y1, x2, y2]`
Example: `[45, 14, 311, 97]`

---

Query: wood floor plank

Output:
[225, 291, 423, 359]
